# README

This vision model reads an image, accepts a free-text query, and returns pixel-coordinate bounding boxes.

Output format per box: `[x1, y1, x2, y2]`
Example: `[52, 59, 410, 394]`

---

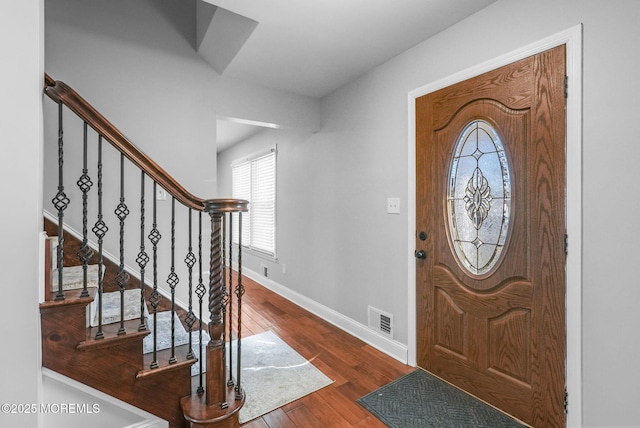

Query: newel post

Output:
[206, 209, 227, 406]
[181, 198, 248, 428]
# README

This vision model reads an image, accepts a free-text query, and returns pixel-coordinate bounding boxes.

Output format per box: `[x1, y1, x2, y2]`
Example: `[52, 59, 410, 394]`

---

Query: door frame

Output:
[407, 24, 583, 427]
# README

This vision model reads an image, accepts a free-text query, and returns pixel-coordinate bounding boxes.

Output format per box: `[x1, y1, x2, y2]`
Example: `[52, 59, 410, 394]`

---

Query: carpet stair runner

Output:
[41, 260, 199, 427]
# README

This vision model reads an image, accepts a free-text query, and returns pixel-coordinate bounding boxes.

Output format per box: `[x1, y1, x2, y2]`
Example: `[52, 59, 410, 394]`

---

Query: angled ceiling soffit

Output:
[196, 1, 258, 75]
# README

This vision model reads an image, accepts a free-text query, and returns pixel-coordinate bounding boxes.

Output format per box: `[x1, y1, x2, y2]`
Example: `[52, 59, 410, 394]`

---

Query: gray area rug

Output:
[358, 369, 526, 428]
[230, 331, 334, 423]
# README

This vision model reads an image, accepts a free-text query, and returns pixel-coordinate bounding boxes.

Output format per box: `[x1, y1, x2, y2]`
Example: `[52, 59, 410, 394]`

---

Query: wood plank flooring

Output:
[237, 275, 413, 427]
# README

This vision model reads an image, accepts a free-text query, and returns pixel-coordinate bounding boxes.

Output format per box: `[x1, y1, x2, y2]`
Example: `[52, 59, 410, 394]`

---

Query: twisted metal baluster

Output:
[195, 212, 206, 394]
[185, 208, 197, 359]
[52, 103, 70, 301]
[136, 172, 149, 331]
[227, 213, 234, 387]
[115, 154, 130, 336]
[235, 212, 245, 400]
[148, 182, 162, 368]
[221, 214, 229, 382]
[167, 197, 179, 364]
[92, 136, 108, 339]
[76, 122, 93, 298]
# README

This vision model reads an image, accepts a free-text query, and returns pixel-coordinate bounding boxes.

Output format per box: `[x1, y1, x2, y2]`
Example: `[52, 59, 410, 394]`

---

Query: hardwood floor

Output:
[237, 275, 413, 427]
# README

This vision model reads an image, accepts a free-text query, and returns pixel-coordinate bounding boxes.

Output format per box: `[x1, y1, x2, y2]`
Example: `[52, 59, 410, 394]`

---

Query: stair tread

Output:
[142, 342, 198, 369]
[79, 319, 149, 350]
[40, 287, 96, 309]
[138, 343, 198, 379]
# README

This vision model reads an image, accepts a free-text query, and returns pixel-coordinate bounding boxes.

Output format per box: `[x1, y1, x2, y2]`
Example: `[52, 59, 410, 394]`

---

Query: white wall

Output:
[219, 0, 640, 426]
[0, 1, 43, 427]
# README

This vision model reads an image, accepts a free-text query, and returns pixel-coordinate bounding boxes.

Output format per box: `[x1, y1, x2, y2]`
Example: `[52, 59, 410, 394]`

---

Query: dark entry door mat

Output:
[357, 369, 527, 428]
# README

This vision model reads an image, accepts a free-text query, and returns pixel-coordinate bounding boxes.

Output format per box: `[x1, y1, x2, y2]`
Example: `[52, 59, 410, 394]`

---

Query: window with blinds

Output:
[231, 146, 276, 257]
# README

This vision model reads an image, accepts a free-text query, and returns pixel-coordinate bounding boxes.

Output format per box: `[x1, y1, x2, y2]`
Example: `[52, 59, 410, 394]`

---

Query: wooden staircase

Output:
[41, 75, 249, 428]
[41, 218, 193, 427]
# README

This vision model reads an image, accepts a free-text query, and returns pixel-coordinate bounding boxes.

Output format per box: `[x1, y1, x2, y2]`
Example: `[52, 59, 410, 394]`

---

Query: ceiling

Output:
[202, 0, 497, 150]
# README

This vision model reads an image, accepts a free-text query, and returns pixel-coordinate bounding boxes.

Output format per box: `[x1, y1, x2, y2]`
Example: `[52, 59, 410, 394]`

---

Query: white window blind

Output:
[231, 147, 276, 257]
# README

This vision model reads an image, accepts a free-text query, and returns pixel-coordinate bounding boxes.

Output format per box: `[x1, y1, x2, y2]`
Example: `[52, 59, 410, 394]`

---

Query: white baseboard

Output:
[241, 267, 409, 364]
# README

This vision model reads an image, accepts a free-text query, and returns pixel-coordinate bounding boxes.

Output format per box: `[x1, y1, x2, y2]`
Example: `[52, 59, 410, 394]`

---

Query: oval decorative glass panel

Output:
[447, 119, 511, 276]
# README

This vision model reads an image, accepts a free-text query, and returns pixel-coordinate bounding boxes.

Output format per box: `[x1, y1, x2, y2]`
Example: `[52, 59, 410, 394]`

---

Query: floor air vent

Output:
[368, 306, 393, 338]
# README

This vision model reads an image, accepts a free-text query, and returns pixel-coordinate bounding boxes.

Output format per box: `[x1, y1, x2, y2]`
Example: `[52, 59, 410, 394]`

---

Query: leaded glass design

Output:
[447, 119, 511, 276]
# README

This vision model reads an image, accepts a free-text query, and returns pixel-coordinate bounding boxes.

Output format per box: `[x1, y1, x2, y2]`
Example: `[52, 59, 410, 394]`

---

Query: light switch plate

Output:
[387, 197, 400, 214]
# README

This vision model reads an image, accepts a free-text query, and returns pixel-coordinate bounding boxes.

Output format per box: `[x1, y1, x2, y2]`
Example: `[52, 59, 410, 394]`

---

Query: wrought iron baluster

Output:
[76, 122, 93, 298]
[168, 197, 179, 364]
[92, 136, 108, 340]
[115, 154, 130, 336]
[185, 208, 197, 359]
[235, 211, 245, 401]
[195, 211, 206, 394]
[52, 103, 70, 301]
[137, 171, 149, 331]
[227, 213, 234, 387]
[148, 182, 162, 369]
[221, 214, 228, 383]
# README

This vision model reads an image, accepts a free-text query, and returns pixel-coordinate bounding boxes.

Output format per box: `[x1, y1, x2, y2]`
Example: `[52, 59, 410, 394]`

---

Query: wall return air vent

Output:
[368, 306, 393, 339]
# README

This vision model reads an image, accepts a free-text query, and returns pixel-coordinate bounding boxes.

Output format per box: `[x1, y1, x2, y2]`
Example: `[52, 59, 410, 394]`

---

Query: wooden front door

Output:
[415, 45, 566, 427]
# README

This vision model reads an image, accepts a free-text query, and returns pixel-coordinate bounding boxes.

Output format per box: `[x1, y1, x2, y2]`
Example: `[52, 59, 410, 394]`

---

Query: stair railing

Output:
[44, 74, 247, 425]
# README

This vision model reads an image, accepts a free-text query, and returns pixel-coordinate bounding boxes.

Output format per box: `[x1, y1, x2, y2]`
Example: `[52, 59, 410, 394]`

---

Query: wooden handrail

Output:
[44, 74, 206, 211]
